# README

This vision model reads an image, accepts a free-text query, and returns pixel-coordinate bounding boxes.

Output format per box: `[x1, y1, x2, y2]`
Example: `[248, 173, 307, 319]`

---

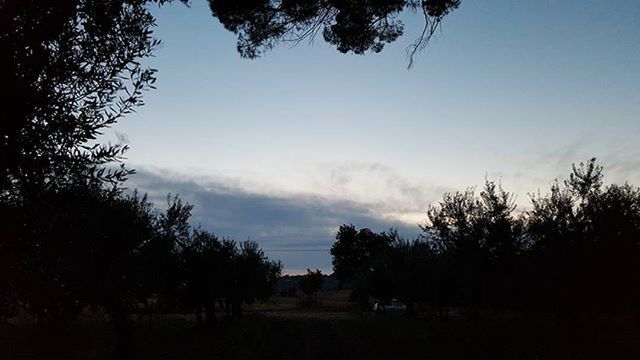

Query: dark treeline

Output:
[332, 159, 640, 316]
[0, 180, 282, 350]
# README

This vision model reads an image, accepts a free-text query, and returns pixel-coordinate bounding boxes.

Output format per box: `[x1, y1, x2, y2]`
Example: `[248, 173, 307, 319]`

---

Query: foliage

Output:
[0, 0, 183, 194]
[177, 230, 282, 322]
[526, 158, 640, 311]
[208, 0, 460, 65]
[333, 159, 640, 315]
[1, 181, 282, 324]
[331, 225, 396, 306]
[299, 269, 324, 299]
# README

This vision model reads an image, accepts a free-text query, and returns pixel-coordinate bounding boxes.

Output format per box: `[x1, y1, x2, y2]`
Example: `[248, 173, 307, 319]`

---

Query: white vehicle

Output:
[372, 299, 407, 313]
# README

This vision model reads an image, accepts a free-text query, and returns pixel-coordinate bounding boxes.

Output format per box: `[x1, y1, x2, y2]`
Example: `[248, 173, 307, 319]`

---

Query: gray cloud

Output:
[126, 167, 421, 273]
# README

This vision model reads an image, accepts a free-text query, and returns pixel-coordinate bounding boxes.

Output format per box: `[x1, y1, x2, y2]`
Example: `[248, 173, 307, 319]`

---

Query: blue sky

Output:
[111, 0, 640, 273]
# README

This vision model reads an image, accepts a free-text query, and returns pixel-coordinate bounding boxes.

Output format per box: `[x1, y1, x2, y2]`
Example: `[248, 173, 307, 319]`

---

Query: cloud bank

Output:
[126, 167, 422, 273]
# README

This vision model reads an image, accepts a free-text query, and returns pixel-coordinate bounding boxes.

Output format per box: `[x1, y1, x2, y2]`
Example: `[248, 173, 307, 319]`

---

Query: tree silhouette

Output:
[1, 3, 171, 337]
[331, 159, 639, 318]
[299, 269, 324, 301]
[234, 241, 283, 315]
[179, 235, 283, 319]
[208, 0, 460, 65]
[477, 181, 523, 306]
[421, 188, 485, 307]
[329, 162, 638, 316]
[386, 238, 435, 315]
[526, 158, 640, 313]
[2, 180, 157, 357]
[419, 180, 523, 309]
[0, 1, 189, 194]
[331, 224, 395, 307]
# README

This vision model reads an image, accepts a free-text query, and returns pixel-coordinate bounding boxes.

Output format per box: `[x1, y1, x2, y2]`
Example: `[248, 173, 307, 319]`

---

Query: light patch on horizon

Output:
[124, 144, 640, 221]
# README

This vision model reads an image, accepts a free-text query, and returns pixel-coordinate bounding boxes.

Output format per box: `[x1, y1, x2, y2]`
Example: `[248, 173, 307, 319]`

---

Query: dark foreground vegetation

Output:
[3, 307, 640, 359]
[0, 185, 282, 357]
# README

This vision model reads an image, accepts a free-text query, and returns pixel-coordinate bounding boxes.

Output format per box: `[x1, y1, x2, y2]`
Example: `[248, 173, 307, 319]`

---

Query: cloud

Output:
[320, 161, 456, 220]
[126, 167, 421, 272]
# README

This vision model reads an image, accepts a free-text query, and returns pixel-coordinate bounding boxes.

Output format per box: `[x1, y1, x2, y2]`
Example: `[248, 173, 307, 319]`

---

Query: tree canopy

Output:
[209, 0, 460, 66]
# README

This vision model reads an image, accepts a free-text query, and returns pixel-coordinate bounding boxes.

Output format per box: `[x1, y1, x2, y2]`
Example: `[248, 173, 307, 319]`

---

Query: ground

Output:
[2, 291, 640, 359]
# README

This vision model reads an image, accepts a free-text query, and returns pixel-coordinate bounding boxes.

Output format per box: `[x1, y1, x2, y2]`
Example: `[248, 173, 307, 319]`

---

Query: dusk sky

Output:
[111, 0, 640, 273]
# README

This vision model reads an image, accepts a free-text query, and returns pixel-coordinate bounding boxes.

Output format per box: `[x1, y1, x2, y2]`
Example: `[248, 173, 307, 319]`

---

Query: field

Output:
[2, 291, 640, 359]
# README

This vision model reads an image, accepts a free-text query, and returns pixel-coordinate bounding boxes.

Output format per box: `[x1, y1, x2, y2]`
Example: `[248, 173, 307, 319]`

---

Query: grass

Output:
[2, 293, 639, 359]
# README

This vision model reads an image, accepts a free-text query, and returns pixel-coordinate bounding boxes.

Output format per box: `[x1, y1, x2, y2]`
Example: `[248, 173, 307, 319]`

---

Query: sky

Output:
[110, 0, 640, 273]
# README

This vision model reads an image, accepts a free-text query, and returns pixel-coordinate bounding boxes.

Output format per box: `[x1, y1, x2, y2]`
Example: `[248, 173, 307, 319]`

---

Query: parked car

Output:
[373, 299, 407, 313]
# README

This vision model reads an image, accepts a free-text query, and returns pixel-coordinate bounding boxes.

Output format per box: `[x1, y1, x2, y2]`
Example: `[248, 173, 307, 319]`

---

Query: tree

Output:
[5, 181, 156, 357]
[179, 229, 223, 325]
[386, 238, 434, 315]
[0, 1, 192, 194]
[421, 180, 523, 308]
[299, 269, 324, 301]
[331, 224, 395, 307]
[208, 0, 461, 66]
[477, 180, 523, 306]
[136, 194, 194, 313]
[331, 226, 437, 314]
[421, 188, 485, 307]
[584, 182, 640, 311]
[331, 225, 394, 283]
[230, 241, 283, 316]
[526, 158, 640, 313]
[1, 3, 173, 342]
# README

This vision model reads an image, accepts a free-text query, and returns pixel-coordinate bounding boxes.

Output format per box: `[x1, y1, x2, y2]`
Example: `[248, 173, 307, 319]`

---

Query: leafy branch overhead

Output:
[208, 0, 460, 65]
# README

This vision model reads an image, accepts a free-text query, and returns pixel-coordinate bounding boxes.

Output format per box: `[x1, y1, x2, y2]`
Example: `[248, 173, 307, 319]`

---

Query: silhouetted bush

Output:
[299, 269, 324, 301]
